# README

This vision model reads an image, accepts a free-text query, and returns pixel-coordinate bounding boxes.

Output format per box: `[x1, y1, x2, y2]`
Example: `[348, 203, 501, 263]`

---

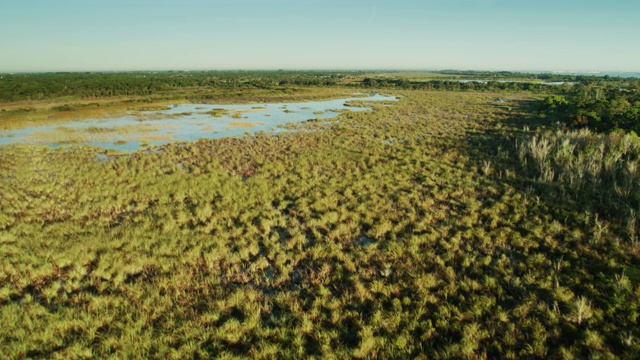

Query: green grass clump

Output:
[518, 127, 640, 242]
[1, 89, 639, 358]
[205, 108, 229, 117]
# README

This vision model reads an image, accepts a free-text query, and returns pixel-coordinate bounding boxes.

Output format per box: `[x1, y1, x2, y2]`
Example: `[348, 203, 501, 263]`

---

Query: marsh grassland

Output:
[1, 86, 640, 358]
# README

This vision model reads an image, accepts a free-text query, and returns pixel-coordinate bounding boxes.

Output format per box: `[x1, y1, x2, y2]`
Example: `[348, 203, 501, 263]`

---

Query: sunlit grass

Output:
[0, 86, 360, 130]
[20, 123, 175, 145]
[227, 121, 265, 129]
[1, 89, 639, 358]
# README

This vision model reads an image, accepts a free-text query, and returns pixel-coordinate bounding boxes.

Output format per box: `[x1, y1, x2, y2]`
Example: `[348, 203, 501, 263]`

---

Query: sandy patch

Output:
[226, 121, 265, 129]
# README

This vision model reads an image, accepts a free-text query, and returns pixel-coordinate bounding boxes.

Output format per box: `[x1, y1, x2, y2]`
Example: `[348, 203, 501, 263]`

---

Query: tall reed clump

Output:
[518, 128, 640, 240]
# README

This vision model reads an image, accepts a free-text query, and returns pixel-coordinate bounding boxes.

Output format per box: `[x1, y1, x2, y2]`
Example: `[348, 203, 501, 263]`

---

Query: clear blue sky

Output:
[1, 0, 638, 72]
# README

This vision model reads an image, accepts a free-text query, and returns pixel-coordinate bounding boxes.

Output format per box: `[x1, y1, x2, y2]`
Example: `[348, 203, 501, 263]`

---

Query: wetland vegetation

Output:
[0, 94, 396, 151]
[1, 71, 640, 358]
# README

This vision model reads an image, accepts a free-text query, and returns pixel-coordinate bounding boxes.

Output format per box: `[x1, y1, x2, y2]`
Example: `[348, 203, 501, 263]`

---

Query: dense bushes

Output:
[542, 83, 640, 133]
[0, 71, 345, 101]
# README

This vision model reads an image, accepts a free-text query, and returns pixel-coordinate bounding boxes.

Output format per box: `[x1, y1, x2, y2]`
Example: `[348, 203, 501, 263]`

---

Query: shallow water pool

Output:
[0, 94, 396, 151]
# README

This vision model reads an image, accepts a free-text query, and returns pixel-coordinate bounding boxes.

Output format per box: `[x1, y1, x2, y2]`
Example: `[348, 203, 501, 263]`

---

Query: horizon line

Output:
[2, 68, 639, 75]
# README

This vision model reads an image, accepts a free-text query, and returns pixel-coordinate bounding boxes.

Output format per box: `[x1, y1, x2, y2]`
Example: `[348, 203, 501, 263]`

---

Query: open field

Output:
[1, 81, 640, 358]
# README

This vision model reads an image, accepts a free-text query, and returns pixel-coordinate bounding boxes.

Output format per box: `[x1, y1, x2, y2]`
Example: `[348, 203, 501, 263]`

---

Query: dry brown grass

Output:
[0, 99, 184, 130]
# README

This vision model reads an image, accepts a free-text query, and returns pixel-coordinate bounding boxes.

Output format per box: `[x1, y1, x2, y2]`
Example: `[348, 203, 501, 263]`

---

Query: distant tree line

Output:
[360, 72, 637, 94]
[2, 70, 637, 106]
[0, 71, 347, 101]
[432, 70, 634, 83]
[360, 78, 576, 93]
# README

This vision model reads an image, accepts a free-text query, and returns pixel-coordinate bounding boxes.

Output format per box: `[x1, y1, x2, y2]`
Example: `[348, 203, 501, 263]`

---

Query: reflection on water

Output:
[0, 94, 396, 151]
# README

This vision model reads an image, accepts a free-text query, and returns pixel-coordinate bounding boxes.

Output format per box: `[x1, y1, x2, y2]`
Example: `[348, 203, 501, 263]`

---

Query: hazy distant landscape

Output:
[2, 0, 640, 358]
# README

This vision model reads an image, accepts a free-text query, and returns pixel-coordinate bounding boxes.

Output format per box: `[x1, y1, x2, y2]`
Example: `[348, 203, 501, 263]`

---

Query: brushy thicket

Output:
[541, 82, 640, 133]
[518, 128, 640, 242]
[1, 90, 640, 359]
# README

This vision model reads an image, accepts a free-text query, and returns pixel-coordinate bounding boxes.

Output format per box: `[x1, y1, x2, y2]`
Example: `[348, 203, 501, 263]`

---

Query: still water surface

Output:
[0, 94, 396, 151]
